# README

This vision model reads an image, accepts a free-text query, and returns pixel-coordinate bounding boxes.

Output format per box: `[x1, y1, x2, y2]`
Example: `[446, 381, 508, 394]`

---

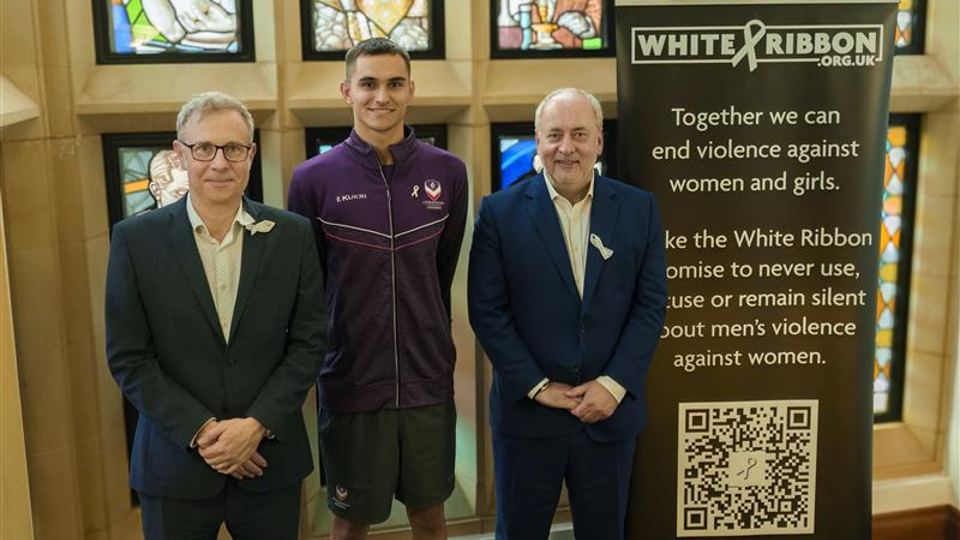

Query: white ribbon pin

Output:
[411, 185, 420, 198]
[589, 233, 614, 260]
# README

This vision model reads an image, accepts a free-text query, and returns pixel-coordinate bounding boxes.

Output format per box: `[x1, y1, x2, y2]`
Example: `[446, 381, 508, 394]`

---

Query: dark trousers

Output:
[493, 427, 635, 540]
[139, 480, 300, 540]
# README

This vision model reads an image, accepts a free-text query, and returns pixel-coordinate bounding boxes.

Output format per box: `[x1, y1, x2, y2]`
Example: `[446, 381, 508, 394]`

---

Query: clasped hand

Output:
[534, 380, 618, 424]
[196, 417, 268, 480]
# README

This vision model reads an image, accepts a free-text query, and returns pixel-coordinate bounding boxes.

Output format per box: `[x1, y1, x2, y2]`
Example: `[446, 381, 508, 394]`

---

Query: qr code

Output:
[677, 400, 818, 537]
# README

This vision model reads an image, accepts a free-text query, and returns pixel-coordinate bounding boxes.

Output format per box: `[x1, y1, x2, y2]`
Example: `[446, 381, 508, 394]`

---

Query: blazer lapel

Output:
[229, 198, 266, 343]
[582, 177, 618, 311]
[165, 198, 224, 343]
[524, 175, 579, 300]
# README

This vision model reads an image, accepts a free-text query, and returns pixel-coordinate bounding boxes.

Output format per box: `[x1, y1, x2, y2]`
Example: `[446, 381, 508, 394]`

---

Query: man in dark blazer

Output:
[105, 91, 327, 540]
[469, 88, 667, 540]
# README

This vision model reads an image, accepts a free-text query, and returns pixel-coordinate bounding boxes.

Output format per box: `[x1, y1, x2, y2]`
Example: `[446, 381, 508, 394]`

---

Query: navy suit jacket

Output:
[105, 197, 327, 499]
[468, 174, 666, 442]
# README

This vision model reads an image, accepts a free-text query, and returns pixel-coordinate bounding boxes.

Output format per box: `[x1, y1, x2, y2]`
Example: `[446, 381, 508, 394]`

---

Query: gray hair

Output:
[176, 91, 255, 140]
[534, 88, 603, 131]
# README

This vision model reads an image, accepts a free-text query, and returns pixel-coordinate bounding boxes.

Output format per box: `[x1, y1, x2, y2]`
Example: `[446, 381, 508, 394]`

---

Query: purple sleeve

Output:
[436, 161, 469, 319]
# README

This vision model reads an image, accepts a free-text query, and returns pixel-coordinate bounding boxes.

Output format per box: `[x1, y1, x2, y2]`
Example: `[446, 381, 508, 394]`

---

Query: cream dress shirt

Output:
[186, 194, 254, 343]
[185, 195, 256, 447]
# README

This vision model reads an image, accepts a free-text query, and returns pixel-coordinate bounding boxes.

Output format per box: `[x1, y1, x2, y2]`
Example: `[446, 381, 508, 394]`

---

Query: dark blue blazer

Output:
[105, 197, 327, 499]
[468, 174, 666, 442]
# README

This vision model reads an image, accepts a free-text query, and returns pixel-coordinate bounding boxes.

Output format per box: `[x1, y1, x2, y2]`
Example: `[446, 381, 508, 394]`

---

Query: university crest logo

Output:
[424, 179, 442, 201]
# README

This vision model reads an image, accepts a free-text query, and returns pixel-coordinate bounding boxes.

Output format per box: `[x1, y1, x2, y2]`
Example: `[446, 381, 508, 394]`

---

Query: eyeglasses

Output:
[177, 140, 254, 162]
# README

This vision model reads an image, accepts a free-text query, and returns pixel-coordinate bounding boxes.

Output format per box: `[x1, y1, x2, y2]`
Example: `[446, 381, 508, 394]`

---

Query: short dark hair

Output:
[344, 38, 411, 79]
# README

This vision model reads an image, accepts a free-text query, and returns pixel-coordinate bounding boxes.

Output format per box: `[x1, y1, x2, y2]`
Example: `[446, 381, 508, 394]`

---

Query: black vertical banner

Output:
[615, 2, 896, 538]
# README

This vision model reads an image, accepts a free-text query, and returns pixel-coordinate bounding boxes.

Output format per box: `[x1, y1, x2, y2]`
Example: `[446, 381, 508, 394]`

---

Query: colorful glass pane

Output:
[309, 0, 433, 52]
[874, 124, 909, 415]
[117, 146, 187, 217]
[895, 0, 919, 50]
[106, 0, 243, 55]
[498, 136, 538, 190]
[495, 0, 608, 53]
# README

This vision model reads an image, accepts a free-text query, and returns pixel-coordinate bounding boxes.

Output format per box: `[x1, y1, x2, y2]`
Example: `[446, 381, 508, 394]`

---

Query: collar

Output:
[186, 193, 254, 233]
[543, 169, 595, 205]
[345, 125, 419, 170]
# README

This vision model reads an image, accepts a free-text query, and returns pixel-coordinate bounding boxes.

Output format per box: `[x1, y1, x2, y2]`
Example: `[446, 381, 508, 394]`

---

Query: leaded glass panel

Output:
[874, 117, 919, 421]
[492, 0, 613, 58]
[894, 0, 926, 54]
[302, 1, 444, 60]
[94, 0, 254, 63]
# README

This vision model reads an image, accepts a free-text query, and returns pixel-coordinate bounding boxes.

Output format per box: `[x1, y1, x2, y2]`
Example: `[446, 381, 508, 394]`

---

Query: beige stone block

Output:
[35, 0, 70, 68]
[26, 447, 84, 540]
[54, 154, 88, 243]
[107, 509, 143, 540]
[902, 351, 948, 432]
[906, 273, 949, 356]
[0, 140, 57, 251]
[0, 0, 38, 69]
[909, 193, 955, 279]
[916, 111, 959, 198]
[7, 246, 72, 451]
[76, 434, 108, 533]
[100, 426, 134, 523]
[40, 64, 75, 138]
[77, 137, 111, 241]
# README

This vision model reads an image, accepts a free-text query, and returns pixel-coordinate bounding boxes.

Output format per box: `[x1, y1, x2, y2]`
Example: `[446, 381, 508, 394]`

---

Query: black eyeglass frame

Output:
[176, 140, 256, 162]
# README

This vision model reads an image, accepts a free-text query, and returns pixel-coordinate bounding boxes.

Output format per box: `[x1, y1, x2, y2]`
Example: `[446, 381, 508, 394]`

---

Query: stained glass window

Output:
[305, 125, 447, 158]
[103, 132, 263, 227]
[491, 121, 616, 191]
[894, 0, 926, 54]
[93, 0, 255, 63]
[492, 0, 613, 58]
[301, 0, 444, 60]
[874, 115, 919, 421]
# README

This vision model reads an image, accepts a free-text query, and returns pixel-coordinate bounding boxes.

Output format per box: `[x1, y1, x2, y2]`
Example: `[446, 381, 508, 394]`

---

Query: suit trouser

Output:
[139, 479, 300, 540]
[493, 427, 636, 540]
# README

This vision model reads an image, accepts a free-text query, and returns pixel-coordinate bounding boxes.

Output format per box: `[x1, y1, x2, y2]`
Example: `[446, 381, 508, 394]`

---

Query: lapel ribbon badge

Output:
[589, 233, 614, 260]
[244, 220, 276, 236]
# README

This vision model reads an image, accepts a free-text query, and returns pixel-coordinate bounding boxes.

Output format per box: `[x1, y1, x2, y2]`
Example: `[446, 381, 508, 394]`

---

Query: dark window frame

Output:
[894, 0, 926, 55]
[490, 120, 617, 192]
[489, 0, 616, 59]
[873, 113, 920, 424]
[300, 0, 446, 61]
[91, 0, 256, 64]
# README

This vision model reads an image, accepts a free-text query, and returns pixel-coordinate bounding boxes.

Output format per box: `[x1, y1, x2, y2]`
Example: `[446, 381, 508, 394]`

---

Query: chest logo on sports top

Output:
[424, 179, 442, 201]
[336, 193, 368, 203]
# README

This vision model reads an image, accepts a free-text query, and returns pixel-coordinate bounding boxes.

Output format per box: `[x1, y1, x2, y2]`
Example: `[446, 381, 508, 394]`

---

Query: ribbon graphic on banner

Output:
[731, 19, 767, 72]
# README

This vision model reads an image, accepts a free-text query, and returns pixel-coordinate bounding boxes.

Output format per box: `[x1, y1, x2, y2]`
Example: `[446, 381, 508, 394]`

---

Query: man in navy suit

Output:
[468, 88, 667, 540]
[105, 92, 327, 539]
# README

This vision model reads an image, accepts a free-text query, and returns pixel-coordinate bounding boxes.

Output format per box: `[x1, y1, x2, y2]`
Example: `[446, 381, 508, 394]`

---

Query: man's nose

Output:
[210, 147, 231, 168]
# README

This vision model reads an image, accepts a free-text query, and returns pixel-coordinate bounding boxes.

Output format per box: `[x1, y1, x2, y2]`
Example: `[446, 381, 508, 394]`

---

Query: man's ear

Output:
[172, 139, 187, 168]
[340, 81, 352, 104]
[409, 79, 416, 99]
